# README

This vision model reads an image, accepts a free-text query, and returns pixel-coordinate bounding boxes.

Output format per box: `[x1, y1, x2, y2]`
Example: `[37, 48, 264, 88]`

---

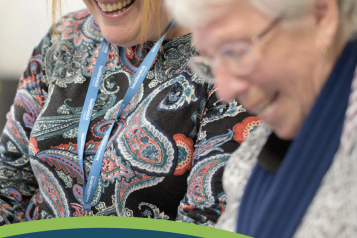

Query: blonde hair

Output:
[50, 0, 62, 36]
[141, 0, 162, 43]
[51, 0, 162, 44]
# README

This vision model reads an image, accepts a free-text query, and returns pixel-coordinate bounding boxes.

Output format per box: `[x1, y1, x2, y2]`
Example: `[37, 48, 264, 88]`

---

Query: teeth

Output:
[100, 3, 107, 11]
[97, 1, 132, 12]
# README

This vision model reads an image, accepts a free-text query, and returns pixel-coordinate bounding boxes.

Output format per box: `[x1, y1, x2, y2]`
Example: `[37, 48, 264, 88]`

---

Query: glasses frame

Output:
[189, 15, 284, 84]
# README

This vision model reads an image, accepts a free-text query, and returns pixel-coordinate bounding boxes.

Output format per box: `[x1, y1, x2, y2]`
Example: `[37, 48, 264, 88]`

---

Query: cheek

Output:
[250, 60, 281, 92]
[83, 0, 96, 14]
[254, 59, 308, 115]
[253, 46, 311, 98]
[253, 58, 313, 139]
[264, 53, 317, 110]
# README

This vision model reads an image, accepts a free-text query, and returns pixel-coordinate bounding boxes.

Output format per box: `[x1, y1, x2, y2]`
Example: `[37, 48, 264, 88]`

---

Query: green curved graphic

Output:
[0, 217, 251, 238]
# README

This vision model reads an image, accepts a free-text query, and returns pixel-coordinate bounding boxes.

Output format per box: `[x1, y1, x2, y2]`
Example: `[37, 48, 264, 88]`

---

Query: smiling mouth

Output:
[95, 0, 135, 15]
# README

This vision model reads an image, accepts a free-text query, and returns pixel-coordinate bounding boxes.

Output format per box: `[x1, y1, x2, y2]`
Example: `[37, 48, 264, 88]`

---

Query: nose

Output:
[212, 63, 250, 101]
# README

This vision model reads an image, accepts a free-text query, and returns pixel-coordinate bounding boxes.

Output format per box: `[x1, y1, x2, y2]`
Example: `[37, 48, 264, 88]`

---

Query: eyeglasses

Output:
[189, 16, 284, 84]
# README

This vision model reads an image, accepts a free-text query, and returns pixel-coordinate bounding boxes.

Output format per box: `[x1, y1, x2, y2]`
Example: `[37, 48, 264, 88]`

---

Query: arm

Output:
[0, 40, 48, 225]
[176, 85, 260, 226]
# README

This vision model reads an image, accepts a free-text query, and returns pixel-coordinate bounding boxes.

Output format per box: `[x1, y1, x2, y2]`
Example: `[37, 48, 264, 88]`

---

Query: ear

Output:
[314, 0, 340, 49]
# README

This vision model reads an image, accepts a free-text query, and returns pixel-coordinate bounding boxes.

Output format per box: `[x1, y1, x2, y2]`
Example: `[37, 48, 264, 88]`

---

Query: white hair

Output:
[165, 0, 357, 39]
[165, 0, 234, 27]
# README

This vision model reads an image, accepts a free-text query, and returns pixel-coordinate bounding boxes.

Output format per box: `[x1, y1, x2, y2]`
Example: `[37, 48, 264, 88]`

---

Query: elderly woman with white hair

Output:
[166, 0, 357, 237]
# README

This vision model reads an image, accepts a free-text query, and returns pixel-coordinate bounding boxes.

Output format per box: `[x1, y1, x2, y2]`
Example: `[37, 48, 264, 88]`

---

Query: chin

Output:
[272, 121, 300, 140]
[84, 0, 143, 47]
[100, 26, 140, 47]
[274, 130, 296, 140]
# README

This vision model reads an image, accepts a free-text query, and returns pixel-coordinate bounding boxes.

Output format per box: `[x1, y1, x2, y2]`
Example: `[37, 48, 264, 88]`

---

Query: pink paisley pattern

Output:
[233, 116, 263, 143]
[173, 134, 194, 176]
[0, 10, 254, 226]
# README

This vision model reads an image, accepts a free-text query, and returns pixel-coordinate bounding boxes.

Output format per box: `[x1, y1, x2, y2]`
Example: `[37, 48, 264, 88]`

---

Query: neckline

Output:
[89, 14, 192, 48]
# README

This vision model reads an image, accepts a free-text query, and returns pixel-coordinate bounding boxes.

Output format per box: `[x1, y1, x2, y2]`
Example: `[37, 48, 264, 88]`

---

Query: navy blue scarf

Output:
[236, 40, 357, 238]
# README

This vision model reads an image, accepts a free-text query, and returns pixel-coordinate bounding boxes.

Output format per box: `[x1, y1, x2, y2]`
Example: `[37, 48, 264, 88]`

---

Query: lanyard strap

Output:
[77, 38, 110, 208]
[77, 21, 177, 211]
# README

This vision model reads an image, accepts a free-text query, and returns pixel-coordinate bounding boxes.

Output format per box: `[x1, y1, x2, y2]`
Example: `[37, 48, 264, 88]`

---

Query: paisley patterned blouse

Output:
[0, 9, 256, 226]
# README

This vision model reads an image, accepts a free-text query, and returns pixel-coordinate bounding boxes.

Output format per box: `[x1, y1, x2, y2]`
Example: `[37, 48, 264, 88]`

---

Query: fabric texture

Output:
[0, 10, 256, 226]
[236, 40, 357, 238]
[216, 41, 357, 237]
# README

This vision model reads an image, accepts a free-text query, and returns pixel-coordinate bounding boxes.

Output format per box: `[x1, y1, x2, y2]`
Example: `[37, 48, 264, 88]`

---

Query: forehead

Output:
[192, 1, 272, 52]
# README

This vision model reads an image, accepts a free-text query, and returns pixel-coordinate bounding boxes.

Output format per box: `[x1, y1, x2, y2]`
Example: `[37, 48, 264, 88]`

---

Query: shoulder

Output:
[38, 9, 104, 86]
[148, 33, 204, 87]
[215, 123, 270, 231]
[37, 9, 101, 59]
[56, 9, 103, 44]
[223, 123, 270, 197]
[294, 135, 357, 237]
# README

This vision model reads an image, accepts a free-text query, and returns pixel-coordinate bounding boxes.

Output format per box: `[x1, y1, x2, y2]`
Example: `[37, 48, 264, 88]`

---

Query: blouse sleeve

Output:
[0, 38, 48, 225]
[175, 85, 259, 226]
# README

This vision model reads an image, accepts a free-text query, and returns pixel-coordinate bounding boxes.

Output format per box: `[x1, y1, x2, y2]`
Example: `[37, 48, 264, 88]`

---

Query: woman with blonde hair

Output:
[167, 0, 357, 237]
[0, 0, 254, 225]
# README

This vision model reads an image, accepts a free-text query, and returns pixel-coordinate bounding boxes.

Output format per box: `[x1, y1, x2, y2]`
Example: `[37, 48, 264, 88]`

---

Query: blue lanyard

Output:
[77, 21, 177, 211]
